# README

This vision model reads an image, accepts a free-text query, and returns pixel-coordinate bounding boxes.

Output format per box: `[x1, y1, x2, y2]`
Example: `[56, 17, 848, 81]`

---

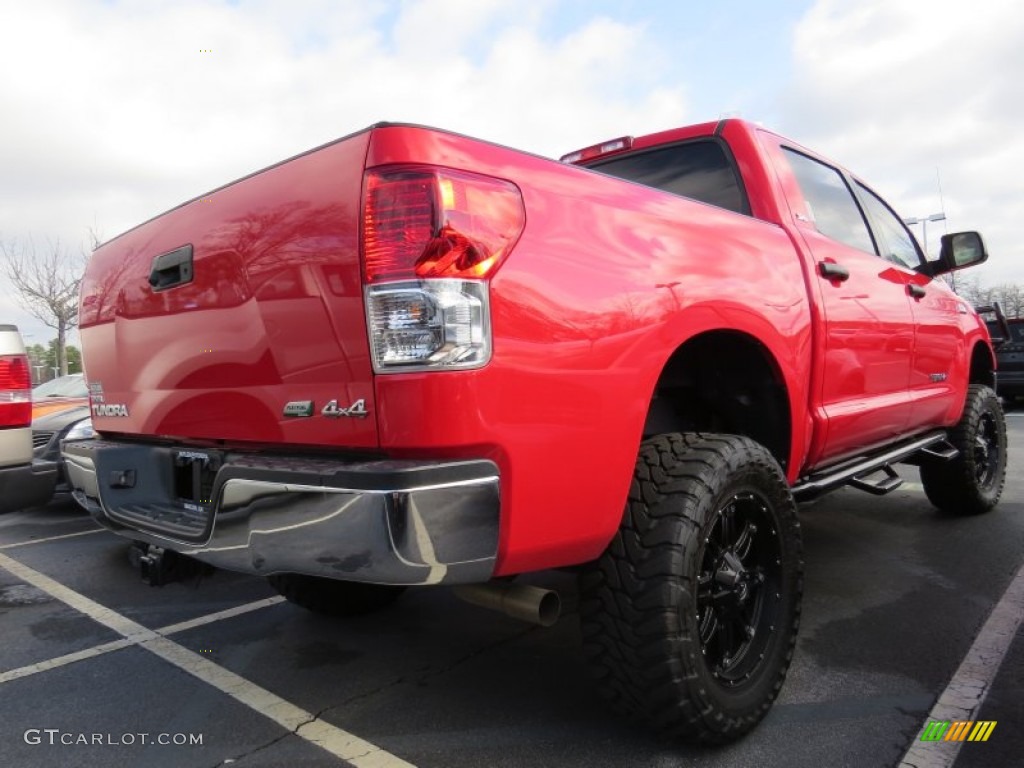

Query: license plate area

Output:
[98, 445, 224, 543]
[173, 449, 222, 507]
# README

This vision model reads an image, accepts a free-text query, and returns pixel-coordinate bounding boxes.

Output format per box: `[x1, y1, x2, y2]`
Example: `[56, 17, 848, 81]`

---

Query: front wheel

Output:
[578, 433, 803, 744]
[921, 384, 1007, 515]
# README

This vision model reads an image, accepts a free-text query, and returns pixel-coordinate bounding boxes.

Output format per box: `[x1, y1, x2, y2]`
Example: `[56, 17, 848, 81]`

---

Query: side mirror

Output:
[922, 231, 988, 276]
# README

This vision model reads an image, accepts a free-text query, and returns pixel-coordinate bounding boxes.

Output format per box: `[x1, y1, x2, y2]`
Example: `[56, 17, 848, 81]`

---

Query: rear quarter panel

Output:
[367, 127, 813, 575]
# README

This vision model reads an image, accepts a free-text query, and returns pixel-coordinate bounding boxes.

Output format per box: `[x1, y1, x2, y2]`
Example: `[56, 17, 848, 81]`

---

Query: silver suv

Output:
[0, 325, 58, 512]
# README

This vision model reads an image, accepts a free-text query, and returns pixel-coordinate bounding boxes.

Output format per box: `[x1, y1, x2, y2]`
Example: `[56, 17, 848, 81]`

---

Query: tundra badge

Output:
[92, 403, 130, 417]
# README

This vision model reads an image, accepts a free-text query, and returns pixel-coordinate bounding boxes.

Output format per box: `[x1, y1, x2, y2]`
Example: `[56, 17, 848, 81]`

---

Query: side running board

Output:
[792, 432, 958, 502]
[848, 464, 903, 496]
[917, 442, 959, 461]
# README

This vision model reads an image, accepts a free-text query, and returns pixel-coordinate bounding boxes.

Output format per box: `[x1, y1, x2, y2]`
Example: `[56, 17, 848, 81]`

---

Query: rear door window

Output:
[782, 148, 876, 254]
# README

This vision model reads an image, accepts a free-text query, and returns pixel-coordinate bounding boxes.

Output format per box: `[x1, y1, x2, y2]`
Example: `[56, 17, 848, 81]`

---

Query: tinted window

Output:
[855, 183, 922, 269]
[590, 140, 749, 215]
[783, 149, 875, 254]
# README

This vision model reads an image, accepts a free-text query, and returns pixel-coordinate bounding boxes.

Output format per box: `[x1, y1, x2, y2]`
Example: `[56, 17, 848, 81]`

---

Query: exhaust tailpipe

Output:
[454, 582, 561, 627]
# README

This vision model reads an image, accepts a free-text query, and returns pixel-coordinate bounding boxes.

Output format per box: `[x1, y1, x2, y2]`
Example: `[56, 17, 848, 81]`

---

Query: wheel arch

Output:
[969, 340, 996, 388]
[642, 329, 795, 474]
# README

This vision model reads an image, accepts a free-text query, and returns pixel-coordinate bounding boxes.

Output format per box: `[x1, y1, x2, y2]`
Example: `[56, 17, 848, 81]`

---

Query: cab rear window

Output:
[588, 139, 749, 215]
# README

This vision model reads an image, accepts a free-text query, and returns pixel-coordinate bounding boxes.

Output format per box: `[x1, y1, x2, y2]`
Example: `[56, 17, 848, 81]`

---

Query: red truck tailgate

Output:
[79, 130, 378, 448]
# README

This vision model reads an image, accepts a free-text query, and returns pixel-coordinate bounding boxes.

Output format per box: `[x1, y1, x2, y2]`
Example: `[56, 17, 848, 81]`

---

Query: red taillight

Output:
[362, 167, 525, 283]
[0, 354, 31, 428]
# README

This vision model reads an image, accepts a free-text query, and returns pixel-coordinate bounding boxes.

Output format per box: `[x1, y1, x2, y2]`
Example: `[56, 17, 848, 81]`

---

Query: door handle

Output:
[818, 261, 850, 281]
[148, 244, 194, 291]
[908, 284, 926, 299]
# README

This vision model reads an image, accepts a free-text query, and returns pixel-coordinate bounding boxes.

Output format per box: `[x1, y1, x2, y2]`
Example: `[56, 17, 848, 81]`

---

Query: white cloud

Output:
[0, 0, 685, 237]
[781, 0, 1024, 282]
[0, 0, 687, 344]
[8, 0, 1021, 351]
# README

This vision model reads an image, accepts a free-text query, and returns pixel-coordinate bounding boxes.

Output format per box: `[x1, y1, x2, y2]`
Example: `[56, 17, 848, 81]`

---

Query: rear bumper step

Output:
[62, 439, 500, 586]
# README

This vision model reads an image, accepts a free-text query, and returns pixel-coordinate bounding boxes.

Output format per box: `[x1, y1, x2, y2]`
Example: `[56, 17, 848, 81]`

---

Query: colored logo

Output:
[919, 720, 997, 742]
[282, 400, 315, 418]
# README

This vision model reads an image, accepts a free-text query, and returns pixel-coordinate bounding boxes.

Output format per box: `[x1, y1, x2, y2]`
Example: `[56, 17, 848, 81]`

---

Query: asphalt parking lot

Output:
[1, 420, 1022, 768]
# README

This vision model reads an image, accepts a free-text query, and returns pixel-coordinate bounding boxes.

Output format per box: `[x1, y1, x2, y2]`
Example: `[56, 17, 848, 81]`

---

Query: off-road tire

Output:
[578, 433, 803, 744]
[921, 384, 1007, 515]
[268, 573, 405, 617]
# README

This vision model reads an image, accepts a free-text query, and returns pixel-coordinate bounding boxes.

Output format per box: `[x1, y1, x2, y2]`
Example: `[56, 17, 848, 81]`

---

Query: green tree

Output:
[25, 343, 48, 385]
[45, 339, 82, 375]
[23, 340, 83, 382]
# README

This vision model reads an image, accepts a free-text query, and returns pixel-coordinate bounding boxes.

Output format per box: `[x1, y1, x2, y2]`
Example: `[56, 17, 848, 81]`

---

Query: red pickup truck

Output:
[64, 118, 1005, 743]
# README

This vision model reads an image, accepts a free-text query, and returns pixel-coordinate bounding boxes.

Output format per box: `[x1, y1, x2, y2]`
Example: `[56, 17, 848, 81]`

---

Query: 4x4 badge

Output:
[322, 398, 368, 418]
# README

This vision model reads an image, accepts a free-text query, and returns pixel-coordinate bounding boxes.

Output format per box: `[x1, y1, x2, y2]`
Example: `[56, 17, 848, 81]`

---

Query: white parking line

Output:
[0, 596, 287, 683]
[0, 638, 135, 684]
[899, 560, 1024, 767]
[157, 595, 286, 635]
[0, 528, 104, 550]
[0, 552, 416, 768]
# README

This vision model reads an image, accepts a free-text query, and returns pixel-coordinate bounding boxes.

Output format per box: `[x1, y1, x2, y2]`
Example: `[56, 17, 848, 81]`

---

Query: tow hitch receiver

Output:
[129, 542, 209, 586]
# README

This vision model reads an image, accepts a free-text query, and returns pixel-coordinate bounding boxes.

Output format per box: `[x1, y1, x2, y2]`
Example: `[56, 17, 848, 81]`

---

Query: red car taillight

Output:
[362, 167, 525, 283]
[0, 354, 31, 428]
[360, 166, 526, 373]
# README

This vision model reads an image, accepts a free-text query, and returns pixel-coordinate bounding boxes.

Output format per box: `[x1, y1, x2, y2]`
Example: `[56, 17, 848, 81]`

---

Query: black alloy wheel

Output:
[697, 491, 782, 688]
[972, 410, 1001, 489]
[921, 384, 1007, 515]
[579, 433, 803, 744]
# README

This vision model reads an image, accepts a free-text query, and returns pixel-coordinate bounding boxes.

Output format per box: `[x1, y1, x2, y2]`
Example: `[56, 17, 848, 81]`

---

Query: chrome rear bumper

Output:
[61, 439, 499, 585]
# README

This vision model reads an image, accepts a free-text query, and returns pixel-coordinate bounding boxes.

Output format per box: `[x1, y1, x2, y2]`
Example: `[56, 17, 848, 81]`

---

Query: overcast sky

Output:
[2, 0, 1021, 349]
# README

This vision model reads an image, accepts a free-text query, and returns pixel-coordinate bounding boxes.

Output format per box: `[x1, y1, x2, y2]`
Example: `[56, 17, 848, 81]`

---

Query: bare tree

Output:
[949, 272, 999, 308]
[1, 232, 97, 376]
[944, 271, 959, 295]
[994, 283, 1024, 319]
[945, 273, 1024, 318]
[949, 271, 979, 303]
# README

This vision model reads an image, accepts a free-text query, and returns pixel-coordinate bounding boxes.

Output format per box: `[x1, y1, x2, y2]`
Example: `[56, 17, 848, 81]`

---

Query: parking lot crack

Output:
[214, 706, 402, 767]
[212, 713, 326, 767]
[311, 623, 539, 724]
[214, 627, 541, 765]
[416, 624, 539, 685]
